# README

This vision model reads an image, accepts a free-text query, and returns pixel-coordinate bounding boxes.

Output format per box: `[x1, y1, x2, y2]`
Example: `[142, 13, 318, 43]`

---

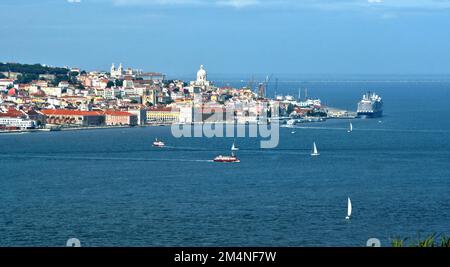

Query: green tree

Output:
[17, 73, 39, 84]
[51, 75, 69, 86]
[106, 81, 115, 88]
[115, 79, 123, 87]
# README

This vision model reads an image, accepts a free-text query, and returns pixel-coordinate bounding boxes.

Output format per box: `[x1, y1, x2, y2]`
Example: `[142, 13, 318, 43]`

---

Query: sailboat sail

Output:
[347, 197, 352, 217]
[311, 142, 319, 156]
[350, 123, 353, 132]
[231, 142, 239, 151]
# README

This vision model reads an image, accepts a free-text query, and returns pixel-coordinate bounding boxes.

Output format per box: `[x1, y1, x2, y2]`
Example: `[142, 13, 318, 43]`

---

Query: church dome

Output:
[197, 65, 207, 80]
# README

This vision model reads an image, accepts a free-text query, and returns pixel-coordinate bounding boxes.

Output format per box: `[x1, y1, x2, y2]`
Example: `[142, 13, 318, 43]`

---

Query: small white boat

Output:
[291, 130, 296, 134]
[311, 142, 320, 156]
[152, 138, 165, 148]
[347, 122, 353, 133]
[345, 197, 352, 220]
[287, 119, 297, 126]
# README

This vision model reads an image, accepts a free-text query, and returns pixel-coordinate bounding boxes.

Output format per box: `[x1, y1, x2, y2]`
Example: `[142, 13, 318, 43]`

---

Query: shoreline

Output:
[0, 117, 358, 134]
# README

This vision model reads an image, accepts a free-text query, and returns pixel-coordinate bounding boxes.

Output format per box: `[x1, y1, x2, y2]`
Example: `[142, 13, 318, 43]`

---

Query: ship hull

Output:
[213, 159, 240, 163]
[357, 110, 383, 118]
[213, 156, 240, 163]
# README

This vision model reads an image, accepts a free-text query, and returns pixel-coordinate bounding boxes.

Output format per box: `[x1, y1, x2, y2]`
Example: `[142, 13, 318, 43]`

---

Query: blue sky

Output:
[1, 0, 450, 76]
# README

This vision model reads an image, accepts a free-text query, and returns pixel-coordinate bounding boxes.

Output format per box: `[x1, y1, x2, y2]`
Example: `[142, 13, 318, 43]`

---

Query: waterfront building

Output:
[146, 107, 180, 124]
[0, 117, 36, 129]
[0, 108, 36, 129]
[127, 108, 147, 126]
[42, 109, 105, 126]
[104, 110, 138, 126]
[178, 104, 194, 123]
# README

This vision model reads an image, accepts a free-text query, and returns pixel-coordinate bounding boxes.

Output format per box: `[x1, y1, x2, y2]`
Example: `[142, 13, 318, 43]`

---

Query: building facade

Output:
[146, 107, 180, 124]
[42, 109, 105, 126]
[104, 110, 138, 126]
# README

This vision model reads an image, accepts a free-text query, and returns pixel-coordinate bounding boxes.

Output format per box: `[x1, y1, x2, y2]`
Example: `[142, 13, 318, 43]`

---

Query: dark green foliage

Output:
[115, 79, 123, 87]
[391, 233, 450, 247]
[51, 75, 70, 86]
[0, 62, 69, 75]
[16, 73, 39, 84]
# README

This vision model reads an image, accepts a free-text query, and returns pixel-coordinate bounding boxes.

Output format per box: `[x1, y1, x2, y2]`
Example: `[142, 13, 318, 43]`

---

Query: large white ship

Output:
[357, 92, 383, 118]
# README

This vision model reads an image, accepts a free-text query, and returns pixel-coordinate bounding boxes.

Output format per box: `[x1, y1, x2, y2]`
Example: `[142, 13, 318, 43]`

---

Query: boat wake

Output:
[0, 154, 214, 163]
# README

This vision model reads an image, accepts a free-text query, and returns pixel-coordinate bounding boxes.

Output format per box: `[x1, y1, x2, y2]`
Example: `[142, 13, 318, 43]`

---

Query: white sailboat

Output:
[345, 197, 352, 220]
[231, 142, 239, 151]
[311, 142, 320, 156]
[348, 122, 353, 133]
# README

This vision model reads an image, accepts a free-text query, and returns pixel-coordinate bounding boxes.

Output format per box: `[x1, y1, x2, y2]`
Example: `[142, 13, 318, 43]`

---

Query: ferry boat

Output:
[152, 138, 165, 147]
[214, 144, 240, 163]
[213, 154, 240, 163]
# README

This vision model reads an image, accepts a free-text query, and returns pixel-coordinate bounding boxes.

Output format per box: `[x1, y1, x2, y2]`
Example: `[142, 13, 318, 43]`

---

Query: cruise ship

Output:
[357, 92, 383, 118]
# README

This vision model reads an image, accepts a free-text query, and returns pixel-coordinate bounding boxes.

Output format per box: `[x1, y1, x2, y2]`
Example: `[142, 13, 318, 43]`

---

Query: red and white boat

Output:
[213, 155, 240, 163]
[152, 138, 165, 148]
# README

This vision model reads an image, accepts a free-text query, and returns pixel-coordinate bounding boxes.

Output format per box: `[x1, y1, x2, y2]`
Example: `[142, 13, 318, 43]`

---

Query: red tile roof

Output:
[0, 108, 25, 118]
[41, 109, 103, 116]
[104, 110, 134, 116]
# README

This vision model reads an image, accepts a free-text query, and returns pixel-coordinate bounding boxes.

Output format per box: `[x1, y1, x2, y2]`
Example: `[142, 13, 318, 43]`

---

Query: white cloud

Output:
[67, 0, 82, 3]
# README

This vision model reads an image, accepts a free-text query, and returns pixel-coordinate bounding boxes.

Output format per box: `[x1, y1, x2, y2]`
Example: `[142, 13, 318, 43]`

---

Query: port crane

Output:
[258, 74, 274, 98]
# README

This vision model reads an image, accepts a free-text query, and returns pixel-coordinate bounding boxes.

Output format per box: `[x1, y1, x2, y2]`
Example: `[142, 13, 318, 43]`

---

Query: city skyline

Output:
[1, 0, 450, 75]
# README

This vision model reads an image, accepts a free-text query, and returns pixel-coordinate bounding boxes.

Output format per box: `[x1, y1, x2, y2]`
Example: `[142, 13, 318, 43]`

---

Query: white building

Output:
[189, 65, 212, 93]
[178, 104, 194, 123]
[0, 79, 14, 90]
[0, 117, 36, 129]
[110, 63, 124, 78]
[42, 87, 63, 97]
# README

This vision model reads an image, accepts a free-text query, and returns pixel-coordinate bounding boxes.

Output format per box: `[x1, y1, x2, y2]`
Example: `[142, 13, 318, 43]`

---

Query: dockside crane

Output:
[258, 74, 274, 99]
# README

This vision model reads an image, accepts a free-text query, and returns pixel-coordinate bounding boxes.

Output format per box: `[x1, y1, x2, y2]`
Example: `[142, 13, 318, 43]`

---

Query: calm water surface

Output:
[0, 81, 449, 246]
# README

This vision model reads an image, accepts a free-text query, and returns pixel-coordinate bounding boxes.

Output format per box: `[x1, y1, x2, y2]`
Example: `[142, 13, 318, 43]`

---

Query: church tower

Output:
[118, 63, 123, 75]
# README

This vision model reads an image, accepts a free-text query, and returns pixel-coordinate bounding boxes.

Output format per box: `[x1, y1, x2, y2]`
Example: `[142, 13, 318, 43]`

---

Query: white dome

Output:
[197, 65, 206, 77]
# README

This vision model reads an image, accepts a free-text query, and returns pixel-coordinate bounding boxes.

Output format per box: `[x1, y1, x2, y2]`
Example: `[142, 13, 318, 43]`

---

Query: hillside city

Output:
[0, 63, 353, 131]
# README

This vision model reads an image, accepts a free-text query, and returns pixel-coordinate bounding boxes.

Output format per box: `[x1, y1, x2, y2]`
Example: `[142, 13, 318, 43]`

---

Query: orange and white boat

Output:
[152, 138, 165, 148]
[214, 143, 240, 162]
[213, 154, 240, 163]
